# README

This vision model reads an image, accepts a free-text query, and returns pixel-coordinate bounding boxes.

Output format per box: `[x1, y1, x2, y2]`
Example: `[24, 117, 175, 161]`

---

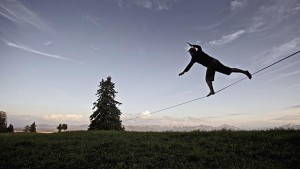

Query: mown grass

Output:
[0, 130, 299, 168]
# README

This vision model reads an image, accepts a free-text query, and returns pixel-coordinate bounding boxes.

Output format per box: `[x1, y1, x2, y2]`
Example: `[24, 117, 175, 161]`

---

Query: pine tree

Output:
[29, 122, 36, 132]
[88, 76, 124, 131]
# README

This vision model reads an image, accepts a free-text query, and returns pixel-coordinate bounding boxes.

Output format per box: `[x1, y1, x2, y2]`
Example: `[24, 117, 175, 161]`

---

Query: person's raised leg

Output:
[231, 68, 252, 79]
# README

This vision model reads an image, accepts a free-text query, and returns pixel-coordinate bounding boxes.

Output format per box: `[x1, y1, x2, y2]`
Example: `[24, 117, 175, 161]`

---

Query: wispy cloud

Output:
[228, 113, 252, 116]
[263, 58, 300, 74]
[122, 109, 300, 129]
[210, 0, 300, 46]
[254, 37, 300, 66]
[4, 40, 83, 64]
[290, 104, 300, 109]
[122, 113, 218, 126]
[134, 0, 153, 10]
[209, 29, 245, 45]
[267, 70, 300, 83]
[231, 0, 247, 11]
[44, 41, 53, 46]
[253, 37, 300, 84]
[90, 46, 101, 51]
[272, 114, 300, 121]
[82, 14, 102, 28]
[118, 0, 178, 11]
[0, 0, 53, 32]
[249, 0, 300, 33]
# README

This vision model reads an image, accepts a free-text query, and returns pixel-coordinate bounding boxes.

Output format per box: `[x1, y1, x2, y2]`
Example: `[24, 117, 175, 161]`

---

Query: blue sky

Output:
[0, 0, 300, 129]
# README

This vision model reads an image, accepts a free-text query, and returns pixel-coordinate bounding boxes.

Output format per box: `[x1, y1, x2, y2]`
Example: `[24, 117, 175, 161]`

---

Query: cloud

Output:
[248, 0, 300, 33]
[118, 0, 178, 11]
[4, 40, 84, 64]
[209, 29, 245, 45]
[290, 105, 300, 109]
[122, 113, 218, 126]
[6, 114, 43, 127]
[261, 59, 300, 78]
[44, 41, 53, 46]
[134, 0, 153, 9]
[0, 0, 53, 32]
[82, 14, 101, 28]
[140, 111, 151, 118]
[90, 46, 101, 51]
[121, 110, 152, 123]
[122, 109, 300, 129]
[228, 113, 252, 116]
[267, 70, 300, 83]
[272, 115, 300, 121]
[117, 0, 124, 9]
[209, 1, 300, 46]
[43, 114, 84, 122]
[6, 113, 89, 127]
[254, 37, 300, 66]
[231, 0, 247, 10]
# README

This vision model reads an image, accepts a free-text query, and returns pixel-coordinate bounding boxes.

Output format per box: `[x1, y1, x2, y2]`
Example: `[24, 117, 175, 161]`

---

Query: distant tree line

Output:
[0, 111, 38, 133]
[1, 111, 71, 133]
[0, 111, 14, 133]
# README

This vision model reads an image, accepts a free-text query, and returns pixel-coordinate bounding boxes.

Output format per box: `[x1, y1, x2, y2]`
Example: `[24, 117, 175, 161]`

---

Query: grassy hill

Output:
[0, 130, 299, 168]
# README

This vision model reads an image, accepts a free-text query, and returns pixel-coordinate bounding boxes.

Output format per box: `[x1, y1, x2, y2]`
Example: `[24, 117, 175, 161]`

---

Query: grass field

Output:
[0, 130, 299, 168]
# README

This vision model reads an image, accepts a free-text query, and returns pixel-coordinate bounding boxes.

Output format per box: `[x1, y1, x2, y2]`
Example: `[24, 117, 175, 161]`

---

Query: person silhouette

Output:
[179, 42, 252, 97]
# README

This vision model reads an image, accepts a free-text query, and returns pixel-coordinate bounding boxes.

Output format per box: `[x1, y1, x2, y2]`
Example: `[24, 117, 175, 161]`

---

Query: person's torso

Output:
[192, 51, 215, 67]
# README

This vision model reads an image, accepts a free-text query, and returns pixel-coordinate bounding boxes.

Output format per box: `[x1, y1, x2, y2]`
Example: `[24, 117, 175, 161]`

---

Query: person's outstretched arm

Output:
[179, 60, 194, 76]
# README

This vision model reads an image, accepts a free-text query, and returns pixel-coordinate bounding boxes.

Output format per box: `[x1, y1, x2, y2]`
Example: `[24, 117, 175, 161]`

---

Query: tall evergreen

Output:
[88, 76, 124, 131]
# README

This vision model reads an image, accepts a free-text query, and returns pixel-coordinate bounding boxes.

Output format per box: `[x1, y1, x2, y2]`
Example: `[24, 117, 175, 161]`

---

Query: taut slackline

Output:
[123, 50, 300, 122]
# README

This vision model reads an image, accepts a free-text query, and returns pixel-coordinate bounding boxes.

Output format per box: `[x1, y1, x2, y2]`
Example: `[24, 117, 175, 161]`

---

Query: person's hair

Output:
[188, 47, 196, 53]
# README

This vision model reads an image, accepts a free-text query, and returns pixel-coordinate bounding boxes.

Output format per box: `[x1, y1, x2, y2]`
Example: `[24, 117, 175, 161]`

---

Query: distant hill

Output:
[14, 123, 299, 132]
[125, 123, 300, 132]
[125, 124, 240, 132]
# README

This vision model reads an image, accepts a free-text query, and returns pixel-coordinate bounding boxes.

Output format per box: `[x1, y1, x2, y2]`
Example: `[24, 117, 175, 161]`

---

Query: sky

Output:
[0, 0, 300, 129]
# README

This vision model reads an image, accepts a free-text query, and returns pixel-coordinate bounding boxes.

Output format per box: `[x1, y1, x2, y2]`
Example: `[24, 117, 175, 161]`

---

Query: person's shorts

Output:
[206, 59, 232, 81]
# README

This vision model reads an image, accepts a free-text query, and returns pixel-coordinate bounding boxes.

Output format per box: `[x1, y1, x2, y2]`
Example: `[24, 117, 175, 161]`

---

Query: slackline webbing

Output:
[123, 50, 300, 122]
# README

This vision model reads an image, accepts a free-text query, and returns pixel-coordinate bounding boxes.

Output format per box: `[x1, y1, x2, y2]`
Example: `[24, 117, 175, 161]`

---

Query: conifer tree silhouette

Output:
[89, 77, 124, 131]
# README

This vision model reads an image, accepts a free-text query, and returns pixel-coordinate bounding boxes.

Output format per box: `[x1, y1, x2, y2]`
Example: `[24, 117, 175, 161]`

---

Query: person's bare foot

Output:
[207, 91, 215, 97]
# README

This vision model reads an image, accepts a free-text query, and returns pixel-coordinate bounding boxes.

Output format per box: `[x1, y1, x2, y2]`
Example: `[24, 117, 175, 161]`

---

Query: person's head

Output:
[188, 47, 196, 56]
